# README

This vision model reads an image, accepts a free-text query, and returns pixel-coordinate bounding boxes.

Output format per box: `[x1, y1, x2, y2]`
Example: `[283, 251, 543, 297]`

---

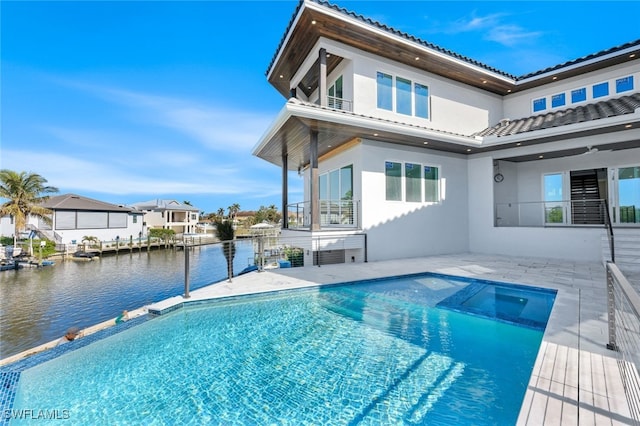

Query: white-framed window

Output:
[319, 164, 354, 225]
[571, 88, 586, 104]
[385, 161, 440, 203]
[616, 76, 634, 93]
[551, 93, 566, 108]
[532, 73, 636, 111]
[533, 98, 546, 112]
[592, 82, 609, 98]
[377, 71, 430, 119]
[328, 75, 344, 109]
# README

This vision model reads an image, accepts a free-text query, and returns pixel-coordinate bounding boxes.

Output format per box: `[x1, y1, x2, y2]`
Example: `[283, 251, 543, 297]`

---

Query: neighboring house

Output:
[253, 0, 640, 270]
[25, 193, 144, 245]
[130, 199, 200, 235]
[0, 215, 15, 239]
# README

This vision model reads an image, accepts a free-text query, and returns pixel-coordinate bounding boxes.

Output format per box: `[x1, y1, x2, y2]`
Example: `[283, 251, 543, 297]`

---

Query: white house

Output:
[253, 0, 640, 272]
[130, 199, 200, 235]
[24, 193, 144, 245]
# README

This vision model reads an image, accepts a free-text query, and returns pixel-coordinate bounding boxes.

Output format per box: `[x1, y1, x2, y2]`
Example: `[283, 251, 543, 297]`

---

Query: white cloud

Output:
[3, 149, 279, 198]
[56, 81, 272, 152]
[428, 11, 543, 47]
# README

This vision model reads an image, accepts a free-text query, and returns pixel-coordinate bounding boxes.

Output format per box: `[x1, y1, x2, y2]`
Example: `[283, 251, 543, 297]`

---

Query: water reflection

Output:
[0, 241, 253, 358]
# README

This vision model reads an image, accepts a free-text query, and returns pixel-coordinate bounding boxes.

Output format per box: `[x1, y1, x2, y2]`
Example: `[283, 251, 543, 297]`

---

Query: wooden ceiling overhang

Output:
[267, 1, 640, 98]
[267, 1, 515, 97]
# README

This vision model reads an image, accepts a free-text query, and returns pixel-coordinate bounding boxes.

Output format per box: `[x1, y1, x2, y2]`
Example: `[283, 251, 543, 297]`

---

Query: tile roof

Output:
[130, 199, 200, 211]
[42, 194, 133, 212]
[268, 0, 640, 82]
[474, 93, 640, 138]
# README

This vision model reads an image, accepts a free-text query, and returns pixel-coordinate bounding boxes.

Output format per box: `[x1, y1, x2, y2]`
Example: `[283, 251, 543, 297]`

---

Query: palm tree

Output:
[216, 208, 225, 220]
[215, 219, 235, 282]
[0, 170, 58, 247]
[227, 203, 240, 221]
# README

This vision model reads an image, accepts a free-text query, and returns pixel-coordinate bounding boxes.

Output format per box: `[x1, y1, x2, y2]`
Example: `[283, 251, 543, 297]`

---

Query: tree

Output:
[0, 170, 58, 246]
[217, 208, 225, 220]
[227, 203, 240, 221]
[254, 205, 281, 224]
[215, 219, 236, 281]
[183, 200, 192, 206]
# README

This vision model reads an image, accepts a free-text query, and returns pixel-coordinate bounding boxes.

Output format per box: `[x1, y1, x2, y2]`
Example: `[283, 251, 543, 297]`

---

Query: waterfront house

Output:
[253, 0, 640, 272]
[130, 199, 200, 235]
[25, 193, 144, 246]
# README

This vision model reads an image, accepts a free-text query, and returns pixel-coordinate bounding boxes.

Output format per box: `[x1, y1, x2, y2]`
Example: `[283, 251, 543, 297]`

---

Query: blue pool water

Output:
[7, 274, 556, 425]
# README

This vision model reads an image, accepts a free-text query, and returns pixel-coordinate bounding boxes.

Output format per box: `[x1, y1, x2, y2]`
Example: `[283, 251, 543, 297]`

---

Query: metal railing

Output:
[604, 199, 615, 263]
[495, 199, 608, 227]
[327, 96, 352, 112]
[287, 199, 360, 229]
[606, 261, 640, 424]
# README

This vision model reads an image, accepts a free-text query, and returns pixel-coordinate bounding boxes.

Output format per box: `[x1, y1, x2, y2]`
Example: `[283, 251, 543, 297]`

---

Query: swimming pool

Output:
[6, 273, 556, 425]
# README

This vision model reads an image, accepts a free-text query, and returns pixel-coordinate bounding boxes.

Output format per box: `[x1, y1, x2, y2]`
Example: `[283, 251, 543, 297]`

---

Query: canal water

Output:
[0, 241, 254, 359]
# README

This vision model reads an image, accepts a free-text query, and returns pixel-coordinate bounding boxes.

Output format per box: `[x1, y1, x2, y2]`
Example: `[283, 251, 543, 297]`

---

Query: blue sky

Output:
[2, 1, 639, 214]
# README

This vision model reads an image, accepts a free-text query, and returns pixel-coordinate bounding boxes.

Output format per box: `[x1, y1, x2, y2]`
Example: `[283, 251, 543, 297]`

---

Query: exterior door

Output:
[610, 166, 640, 225]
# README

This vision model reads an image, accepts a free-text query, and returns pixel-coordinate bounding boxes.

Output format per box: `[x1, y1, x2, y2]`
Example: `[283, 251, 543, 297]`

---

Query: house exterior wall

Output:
[503, 62, 640, 119]
[304, 38, 504, 135]
[0, 216, 14, 239]
[27, 212, 144, 245]
[359, 140, 469, 261]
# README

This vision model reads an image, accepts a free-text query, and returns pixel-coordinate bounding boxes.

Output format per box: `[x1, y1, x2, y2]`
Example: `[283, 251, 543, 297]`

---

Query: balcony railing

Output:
[287, 199, 359, 229]
[326, 96, 352, 112]
[495, 199, 608, 227]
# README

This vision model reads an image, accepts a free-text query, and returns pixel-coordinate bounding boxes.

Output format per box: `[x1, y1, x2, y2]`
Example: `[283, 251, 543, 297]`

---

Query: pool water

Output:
[10, 274, 555, 425]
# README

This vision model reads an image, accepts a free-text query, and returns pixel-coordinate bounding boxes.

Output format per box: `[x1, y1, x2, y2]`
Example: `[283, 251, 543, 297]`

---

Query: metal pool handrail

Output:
[606, 261, 640, 424]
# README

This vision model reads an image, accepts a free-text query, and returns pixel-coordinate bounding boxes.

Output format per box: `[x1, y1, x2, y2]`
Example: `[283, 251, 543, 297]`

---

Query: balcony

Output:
[327, 96, 352, 112]
[287, 199, 360, 230]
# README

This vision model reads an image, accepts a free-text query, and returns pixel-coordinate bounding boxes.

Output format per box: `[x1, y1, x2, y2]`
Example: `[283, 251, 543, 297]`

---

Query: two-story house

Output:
[130, 199, 200, 235]
[253, 0, 640, 270]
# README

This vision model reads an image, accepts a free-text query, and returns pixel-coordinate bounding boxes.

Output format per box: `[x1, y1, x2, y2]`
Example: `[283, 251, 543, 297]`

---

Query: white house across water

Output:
[253, 0, 640, 273]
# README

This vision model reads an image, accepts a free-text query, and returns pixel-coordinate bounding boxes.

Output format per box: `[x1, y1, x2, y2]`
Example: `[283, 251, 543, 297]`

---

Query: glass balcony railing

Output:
[495, 199, 609, 227]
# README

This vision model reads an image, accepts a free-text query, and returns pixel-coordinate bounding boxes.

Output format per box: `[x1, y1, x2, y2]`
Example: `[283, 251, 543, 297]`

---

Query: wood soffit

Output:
[267, 3, 640, 98]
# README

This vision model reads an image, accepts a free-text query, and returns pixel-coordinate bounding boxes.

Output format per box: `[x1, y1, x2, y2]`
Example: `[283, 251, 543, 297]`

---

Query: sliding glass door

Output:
[611, 166, 640, 225]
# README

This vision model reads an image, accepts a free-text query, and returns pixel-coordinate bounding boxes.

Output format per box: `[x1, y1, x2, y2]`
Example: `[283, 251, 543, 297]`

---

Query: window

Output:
[424, 166, 440, 202]
[377, 72, 392, 110]
[571, 88, 586, 103]
[319, 164, 354, 225]
[592, 82, 609, 98]
[415, 83, 429, 118]
[385, 161, 402, 201]
[543, 173, 564, 224]
[133, 215, 138, 224]
[618, 166, 640, 224]
[533, 98, 546, 112]
[396, 77, 412, 115]
[551, 93, 565, 108]
[328, 75, 344, 109]
[405, 163, 421, 202]
[616, 76, 634, 93]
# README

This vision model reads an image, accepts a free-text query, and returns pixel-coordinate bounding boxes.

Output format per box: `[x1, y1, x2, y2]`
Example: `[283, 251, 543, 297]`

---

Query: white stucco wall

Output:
[469, 146, 640, 262]
[301, 38, 503, 135]
[359, 140, 469, 261]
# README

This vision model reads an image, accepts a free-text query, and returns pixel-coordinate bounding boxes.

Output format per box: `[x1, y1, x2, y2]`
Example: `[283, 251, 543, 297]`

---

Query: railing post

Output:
[606, 262, 617, 351]
[184, 243, 190, 299]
